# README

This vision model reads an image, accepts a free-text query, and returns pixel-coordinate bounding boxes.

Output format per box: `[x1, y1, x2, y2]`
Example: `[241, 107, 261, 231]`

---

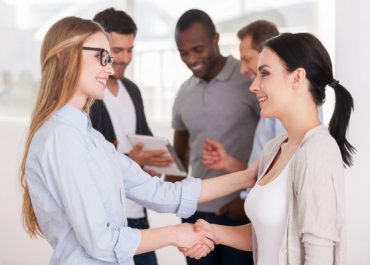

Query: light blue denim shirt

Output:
[26, 104, 201, 265]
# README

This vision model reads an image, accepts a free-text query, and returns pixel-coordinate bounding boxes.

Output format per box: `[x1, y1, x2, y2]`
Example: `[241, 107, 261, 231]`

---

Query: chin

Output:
[111, 69, 124, 79]
[260, 110, 273, 119]
[192, 72, 204, 79]
[191, 68, 207, 79]
[113, 74, 123, 80]
[94, 91, 105, 100]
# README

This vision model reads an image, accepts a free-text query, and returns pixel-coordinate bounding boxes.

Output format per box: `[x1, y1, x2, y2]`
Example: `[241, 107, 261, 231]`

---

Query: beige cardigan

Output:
[252, 125, 345, 265]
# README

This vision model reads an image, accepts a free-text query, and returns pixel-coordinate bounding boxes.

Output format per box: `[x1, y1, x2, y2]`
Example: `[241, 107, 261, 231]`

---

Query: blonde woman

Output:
[20, 17, 256, 265]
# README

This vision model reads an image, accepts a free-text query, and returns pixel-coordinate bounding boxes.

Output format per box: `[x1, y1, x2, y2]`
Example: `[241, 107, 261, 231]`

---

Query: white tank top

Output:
[244, 163, 290, 265]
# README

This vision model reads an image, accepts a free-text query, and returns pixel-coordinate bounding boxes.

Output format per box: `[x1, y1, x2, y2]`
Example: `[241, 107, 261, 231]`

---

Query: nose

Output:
[114, 50, 132, 65]
[122, 51, 132, 64]
[240, 63, 249, 76]
[184, 53, 197, 66]
[249, 76, 259, 93]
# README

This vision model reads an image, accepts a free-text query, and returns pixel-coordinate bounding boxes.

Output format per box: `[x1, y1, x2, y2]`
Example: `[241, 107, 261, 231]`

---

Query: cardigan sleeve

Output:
[293, 136, 344, 264]
[302, 239, 334, 265]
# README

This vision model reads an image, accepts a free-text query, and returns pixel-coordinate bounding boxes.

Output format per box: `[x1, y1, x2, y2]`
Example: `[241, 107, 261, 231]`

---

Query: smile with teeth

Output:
[97, 78, 107, 87]
[258, 97, 267, 103]
[191, 64, 203, 71]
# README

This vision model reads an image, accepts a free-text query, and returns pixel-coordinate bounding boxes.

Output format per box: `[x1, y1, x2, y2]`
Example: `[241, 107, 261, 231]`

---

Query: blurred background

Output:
[0, 0, 369, 264]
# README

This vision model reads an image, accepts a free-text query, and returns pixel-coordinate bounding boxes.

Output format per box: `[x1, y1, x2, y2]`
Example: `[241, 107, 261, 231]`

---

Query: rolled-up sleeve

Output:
[176, 177, 201, 218]
[114, 227, 141, 264]
[118, 153, 201, 218]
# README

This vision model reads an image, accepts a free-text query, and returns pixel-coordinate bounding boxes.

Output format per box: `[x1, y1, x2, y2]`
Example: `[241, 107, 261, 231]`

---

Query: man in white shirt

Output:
[90, 8, 172, 265]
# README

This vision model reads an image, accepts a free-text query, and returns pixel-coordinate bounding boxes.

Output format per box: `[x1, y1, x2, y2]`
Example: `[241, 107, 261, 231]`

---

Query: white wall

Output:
[336, 0, 370, 264]
[0, 122, 52, 264]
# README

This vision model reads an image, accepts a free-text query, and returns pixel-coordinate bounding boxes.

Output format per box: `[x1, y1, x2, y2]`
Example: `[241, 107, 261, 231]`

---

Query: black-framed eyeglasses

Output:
[82, 47, 114, 66]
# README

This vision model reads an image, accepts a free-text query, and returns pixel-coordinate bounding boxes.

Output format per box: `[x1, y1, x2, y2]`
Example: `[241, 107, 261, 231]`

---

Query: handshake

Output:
[174, 219, 218, 260]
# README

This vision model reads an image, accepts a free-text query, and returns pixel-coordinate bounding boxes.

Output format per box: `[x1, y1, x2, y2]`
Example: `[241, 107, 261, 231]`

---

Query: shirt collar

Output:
[262, 124, 327, 178]
[215, 56, 236, 81]
[54, 104, 91, 133]
[194, 55, 235, 84]
[301, 124, 327, 144]
[275, 124, 327, 149]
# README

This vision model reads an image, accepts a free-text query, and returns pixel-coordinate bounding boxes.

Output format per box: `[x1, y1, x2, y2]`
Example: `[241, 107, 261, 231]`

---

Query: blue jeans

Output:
[182, 211, 253, 265]
[127, 217, 158, 265]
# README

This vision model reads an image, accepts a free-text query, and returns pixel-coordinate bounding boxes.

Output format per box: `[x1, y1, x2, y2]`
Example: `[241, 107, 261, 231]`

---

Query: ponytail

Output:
[265, 33, 355, 167]
[328, 80, 356, 167]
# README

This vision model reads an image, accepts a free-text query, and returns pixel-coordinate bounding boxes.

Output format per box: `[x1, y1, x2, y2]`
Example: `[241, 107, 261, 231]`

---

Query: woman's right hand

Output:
[178, 219, 218, 259]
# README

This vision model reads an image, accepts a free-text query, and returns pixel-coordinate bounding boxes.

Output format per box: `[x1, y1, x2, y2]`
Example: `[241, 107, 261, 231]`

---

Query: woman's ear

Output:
[292, 67, 306, 89]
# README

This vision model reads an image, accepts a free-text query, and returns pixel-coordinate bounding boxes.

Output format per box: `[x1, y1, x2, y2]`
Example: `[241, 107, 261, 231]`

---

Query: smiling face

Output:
[239, 35, 260, 80]
[73, 32, 114, 107]
[249, 47, 295, 119]
[176, 22, 220, 81]
[108, 32, 134, 79]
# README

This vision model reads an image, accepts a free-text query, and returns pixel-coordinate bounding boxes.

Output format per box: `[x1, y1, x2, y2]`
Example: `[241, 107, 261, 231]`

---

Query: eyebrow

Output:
[258, 64, 270, 72]
[178, 44, 204, 52]
[241, 55, 252, 60]
[111, 46, 134, 51]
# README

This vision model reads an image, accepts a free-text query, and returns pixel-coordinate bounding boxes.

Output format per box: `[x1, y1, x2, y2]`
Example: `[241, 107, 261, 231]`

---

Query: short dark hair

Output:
[237, 20, 279, 52]
[266, 32, 355, 166]
[93, 8, 137, 36]
[175, 9, 216, 37]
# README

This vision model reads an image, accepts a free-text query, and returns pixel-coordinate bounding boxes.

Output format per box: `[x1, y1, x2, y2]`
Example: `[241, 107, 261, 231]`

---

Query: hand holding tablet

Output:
[127, 134, 187, 177]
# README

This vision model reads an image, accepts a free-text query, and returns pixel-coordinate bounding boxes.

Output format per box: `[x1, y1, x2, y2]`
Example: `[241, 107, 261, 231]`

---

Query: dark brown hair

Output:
[237, 20, 279, 52]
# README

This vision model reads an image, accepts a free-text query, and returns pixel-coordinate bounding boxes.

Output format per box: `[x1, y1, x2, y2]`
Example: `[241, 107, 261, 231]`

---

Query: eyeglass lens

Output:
[101, 50, 113, 66]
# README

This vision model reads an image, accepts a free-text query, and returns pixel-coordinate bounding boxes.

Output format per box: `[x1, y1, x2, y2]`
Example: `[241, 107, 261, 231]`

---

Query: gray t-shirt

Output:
[172, 56, 260, 212]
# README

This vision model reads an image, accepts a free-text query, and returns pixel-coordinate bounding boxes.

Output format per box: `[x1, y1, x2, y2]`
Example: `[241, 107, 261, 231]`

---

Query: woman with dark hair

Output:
[183, 33, 355, 265]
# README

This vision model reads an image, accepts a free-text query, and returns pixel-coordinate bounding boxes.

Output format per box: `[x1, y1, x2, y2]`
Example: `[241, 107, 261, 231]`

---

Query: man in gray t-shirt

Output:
[172, 56, 259, 212]
[169, 9, 259, 265]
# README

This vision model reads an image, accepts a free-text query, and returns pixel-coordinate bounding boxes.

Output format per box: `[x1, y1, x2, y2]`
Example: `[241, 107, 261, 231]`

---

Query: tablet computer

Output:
[127, 134, 187, 177]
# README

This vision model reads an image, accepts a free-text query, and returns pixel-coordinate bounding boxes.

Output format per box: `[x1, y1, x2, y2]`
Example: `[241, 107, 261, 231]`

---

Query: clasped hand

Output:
[202, 139, 229, 171]
[177, 219, 218, 260]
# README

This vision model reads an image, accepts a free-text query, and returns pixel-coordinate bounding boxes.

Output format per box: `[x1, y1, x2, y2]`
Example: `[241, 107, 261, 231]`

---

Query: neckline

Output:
[257, 124, 325, 186]
[256, 158, 292, 187]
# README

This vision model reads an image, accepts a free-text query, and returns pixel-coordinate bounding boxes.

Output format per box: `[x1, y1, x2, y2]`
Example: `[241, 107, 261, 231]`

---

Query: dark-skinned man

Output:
[168, 9, 259, 265]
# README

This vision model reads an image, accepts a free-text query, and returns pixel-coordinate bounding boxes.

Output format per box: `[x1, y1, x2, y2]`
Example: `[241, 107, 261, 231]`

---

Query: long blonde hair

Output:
[21, 17, 104, 237]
